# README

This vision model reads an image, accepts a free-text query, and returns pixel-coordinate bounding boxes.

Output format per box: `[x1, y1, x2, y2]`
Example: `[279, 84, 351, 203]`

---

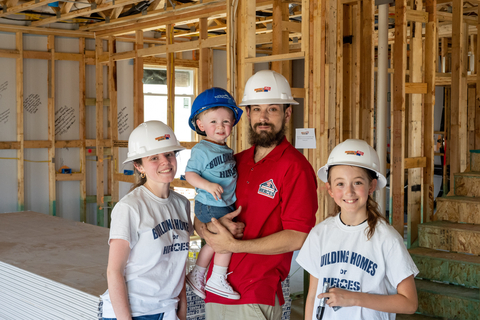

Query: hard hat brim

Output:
[238, 98, 299, 106]
[317, 163, 387, 190]
[123, 145, 186, 164]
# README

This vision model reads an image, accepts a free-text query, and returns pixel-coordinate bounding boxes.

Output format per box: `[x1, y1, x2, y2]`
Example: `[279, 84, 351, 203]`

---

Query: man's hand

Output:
[205, 206, 244, 238]
[201, 215, 239, 254]
[205, 182, 224, 201]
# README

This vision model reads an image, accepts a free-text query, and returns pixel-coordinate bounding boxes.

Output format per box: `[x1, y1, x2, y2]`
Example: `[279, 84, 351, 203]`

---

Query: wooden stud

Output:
[79, 38, 87, 223]
[342, 4, 352, 140]
[0, 0, 59, 18]
[353, 3, 360, 140]
[166, 24, 174, 129]
[468, 87, 476, 158]
[450, 0, 468, 191]
[423, 0, 437, 223]
[95, 37, 105, 227]
[476, 15, 480, 150]
[134, 30, 144, 127]
[109, 37, 119, 220]
[198, 18, 209, 94]
[360, 0, 374, 145]
[391, 0, 407, 235]
[47, 35, 56, 217]
[336, 0, 343, 144]
[236, 0, 255, 153]
[16, 32, 24, 212]
[407, 0, 423, 247]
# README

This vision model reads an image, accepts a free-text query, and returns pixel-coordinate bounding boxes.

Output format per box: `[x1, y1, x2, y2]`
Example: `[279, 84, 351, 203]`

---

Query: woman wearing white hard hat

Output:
[100, 121, 192, 320]
[296, 139, 418, 320]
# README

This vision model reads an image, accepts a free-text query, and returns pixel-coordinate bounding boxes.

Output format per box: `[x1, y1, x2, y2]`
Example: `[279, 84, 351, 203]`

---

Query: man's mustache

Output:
[253, 122, 274, 130]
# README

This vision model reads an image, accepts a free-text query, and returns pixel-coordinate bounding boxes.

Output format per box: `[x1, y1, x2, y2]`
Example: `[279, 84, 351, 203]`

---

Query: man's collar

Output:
[245, 136, 289, 164]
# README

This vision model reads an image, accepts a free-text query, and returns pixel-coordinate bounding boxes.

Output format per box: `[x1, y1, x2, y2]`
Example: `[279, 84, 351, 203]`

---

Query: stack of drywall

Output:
[0, 261, 99, 319]
[0, 211, 109, 320]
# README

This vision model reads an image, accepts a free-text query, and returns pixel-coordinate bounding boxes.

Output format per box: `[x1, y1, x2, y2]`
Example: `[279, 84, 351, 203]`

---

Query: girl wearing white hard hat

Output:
[100, 121, 192, 320]
[296, 139, 419, 320]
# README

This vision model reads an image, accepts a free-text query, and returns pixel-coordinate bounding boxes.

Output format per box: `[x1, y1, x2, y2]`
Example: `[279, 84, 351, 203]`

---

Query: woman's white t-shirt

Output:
[101, 186, 193, 318]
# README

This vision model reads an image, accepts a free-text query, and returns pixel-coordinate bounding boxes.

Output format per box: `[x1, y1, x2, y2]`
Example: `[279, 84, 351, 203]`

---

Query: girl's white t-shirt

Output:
[101, 186, 193, 318]
[296, 213, 418, 320]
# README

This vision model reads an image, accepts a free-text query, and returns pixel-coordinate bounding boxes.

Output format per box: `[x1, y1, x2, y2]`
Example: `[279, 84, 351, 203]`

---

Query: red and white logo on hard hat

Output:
[155, 134, 171, 141]
[345, 150, 364, 156]
[254, 86, 271, 93]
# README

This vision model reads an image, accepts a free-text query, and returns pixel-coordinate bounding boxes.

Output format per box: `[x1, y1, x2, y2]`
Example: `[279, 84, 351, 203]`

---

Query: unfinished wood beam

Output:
[342, 4, 353, 140]
[392, 0, 407, 236]
[360, 0, 374, 145]
[30, 0, 141, 27]
[407, 0, 424, 247]
[477, 17, 480, 149]
[133, 30, 144, 127]
[423, 0, 437, 223]
[236, 0, 255, 153]
[95, 37, 105, 227]
[109, 37, 119, 214]
[166, 25, 174, 129]
[198, 17, 209, 94]
[450, 0, 468, 191]
[16, 32, 24, 212]
[79, 38, 87, 223]
[0, 0, 58, 18]
[48, 35, 56, 217]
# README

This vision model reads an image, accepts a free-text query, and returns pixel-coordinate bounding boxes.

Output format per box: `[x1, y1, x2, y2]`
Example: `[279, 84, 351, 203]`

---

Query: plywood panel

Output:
[418, 221, 480, 255]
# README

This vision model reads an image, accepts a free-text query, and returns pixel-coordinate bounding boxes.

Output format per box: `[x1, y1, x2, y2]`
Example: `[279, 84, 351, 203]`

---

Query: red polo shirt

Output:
[205, 137, 318, 306]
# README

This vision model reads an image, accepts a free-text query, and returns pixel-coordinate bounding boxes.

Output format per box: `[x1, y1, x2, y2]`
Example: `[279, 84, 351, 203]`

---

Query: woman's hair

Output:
[327, 166, 387, 240]
[130, 158, 147, 192]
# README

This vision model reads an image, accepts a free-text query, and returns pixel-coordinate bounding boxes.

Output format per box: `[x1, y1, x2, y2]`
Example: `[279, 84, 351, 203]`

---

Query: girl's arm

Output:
[106, 239, 132, 320]
[320, 275, 418, 314]
[185, 171, 223, 200]
[177, 277, 187, 320]
[305, 274, 319, 320]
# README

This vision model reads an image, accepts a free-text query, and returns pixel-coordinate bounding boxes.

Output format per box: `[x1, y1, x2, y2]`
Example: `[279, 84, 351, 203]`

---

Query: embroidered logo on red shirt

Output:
[258, 179, 277, 199]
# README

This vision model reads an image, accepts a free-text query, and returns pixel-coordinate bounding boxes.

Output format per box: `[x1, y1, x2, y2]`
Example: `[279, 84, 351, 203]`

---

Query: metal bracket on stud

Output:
[56, 11, 61, 18]
[105, 16, 110, 23]
[142, 8, 147, 15]
[2, 6, 7, 13]
[52, 157, 55, 163]
[112, 0, 115, 5]
[293, 37, 298, 43]
[168, 0, 175, 9]
[91, 2, 97, 9]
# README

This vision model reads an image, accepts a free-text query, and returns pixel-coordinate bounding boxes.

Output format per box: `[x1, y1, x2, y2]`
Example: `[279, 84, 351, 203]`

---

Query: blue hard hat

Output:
[188, 87, 243, 136]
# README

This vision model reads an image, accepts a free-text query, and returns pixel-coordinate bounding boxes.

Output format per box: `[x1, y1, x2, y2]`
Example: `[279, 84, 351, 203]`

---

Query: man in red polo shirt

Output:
[195, 70, 318, 320]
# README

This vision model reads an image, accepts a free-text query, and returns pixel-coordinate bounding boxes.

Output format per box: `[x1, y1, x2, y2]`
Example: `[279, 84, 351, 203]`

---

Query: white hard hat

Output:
[239, 70, 299, 106]
[317, 139, 386, 190]
[123, 121, 185, 164]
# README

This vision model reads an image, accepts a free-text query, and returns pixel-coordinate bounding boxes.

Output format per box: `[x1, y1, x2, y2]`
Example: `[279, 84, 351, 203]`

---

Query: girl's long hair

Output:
[130, 158, 147, 192]
[328, 166, 387, 240]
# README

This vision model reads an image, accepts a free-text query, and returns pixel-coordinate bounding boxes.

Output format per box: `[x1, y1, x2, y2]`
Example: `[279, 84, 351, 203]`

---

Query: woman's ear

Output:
[133, 161, 143, 174]
[369, 179, 378, 195]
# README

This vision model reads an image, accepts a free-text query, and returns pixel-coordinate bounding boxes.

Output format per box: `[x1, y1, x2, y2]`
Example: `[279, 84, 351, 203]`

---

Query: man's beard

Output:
[248, 121, 286, 148]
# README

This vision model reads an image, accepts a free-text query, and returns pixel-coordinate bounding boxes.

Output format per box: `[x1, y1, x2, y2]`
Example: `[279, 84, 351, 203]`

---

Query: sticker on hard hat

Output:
[254, 86, 271, 93]
[214, 94, 231, 99]
[155, 134, 171, 141]
[345, 150, 365, 156]
[258, 179, 277, 199]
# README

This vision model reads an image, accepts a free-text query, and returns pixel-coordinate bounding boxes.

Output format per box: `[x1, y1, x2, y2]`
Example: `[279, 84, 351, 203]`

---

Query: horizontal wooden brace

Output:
[0, 49, 20, 59]
[180, 141, 198, 149]
[291, 87, 306, 99]
[56, 140, 84, 148]
[405, 82, 427, 94]
[25, 140, 52, 148]
[56, 173, 84, 181]
[245, 51, 305, 64]
[144, 57, 199, 68]
[282, 21, 301, 33]
[436, 73, 477, 86]
[171, 179, 193, 189]
[86, 139, 112, 147]
[86, 195, 112, 203]
[85, 98, 110, 106]
[114, 173, 135, 183]
[388, 7, 428, 23]
[0, 141, 21, 149]
[405, 157, 427, 169]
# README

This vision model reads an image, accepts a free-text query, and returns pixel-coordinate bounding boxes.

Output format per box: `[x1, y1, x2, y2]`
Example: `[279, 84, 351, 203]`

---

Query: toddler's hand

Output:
[206, 182, 223, 201]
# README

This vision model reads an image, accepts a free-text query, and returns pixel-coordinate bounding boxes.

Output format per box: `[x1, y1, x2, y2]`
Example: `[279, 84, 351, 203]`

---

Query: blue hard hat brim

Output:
[188, 103, 243, 134]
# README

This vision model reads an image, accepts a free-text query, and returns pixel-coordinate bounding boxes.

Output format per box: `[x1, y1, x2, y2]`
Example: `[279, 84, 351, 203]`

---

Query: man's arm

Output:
[194, 207, 245, 239]
[200, 216, 308, 255]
